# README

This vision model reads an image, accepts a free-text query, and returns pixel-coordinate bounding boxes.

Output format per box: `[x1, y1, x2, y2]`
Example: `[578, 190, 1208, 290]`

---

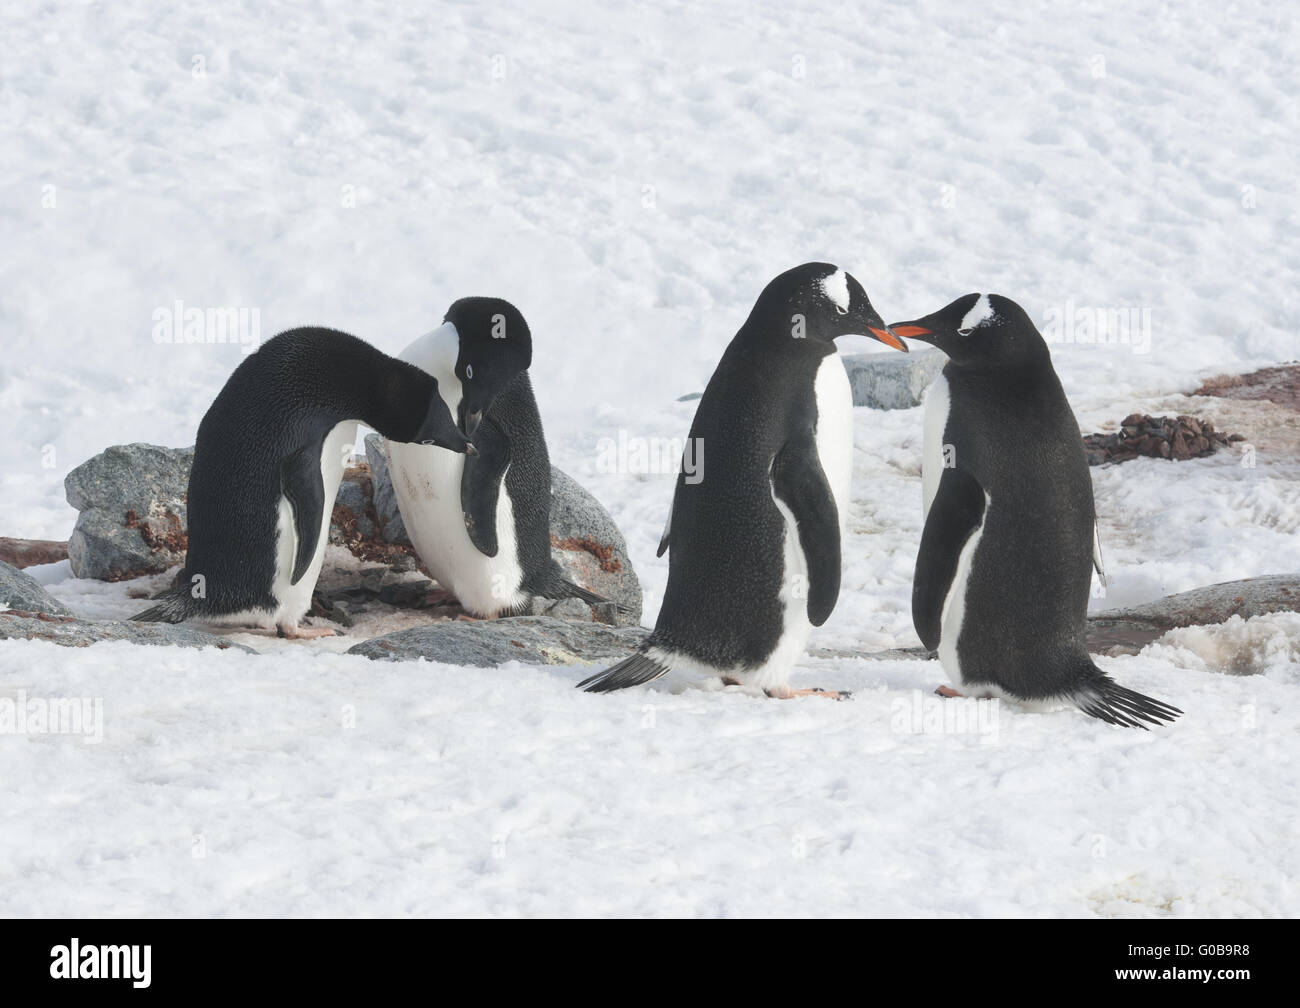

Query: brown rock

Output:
[0, 538, 69, 569]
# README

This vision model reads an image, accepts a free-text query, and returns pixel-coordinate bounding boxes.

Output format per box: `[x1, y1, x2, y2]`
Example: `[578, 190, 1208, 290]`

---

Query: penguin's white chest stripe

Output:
[922, 372, 950, 519]
[936, 489, 992, 691]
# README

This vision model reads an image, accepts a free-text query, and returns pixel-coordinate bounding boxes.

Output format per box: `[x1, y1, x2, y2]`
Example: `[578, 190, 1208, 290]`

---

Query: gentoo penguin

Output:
[891, 294, 1181, 727]
[132, 327, 471, 637]
[578, 263, 906, 698]
[385, 298, 613, 618]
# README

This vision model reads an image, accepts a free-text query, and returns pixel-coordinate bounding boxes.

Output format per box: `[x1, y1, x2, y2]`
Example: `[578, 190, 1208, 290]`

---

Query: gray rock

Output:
[0, 610, 257, 653]
[333, 474, 376, 541]
[1086, 574, 1300, 655]
[842, 348, 946, 410]
[64, 444, 193, 581]
[547, 467, 642, 626]
[364, 434, 642, 626]
[364, 434, 410, 544]
[0, 561, 72, 616]
[348, 615, 649, 666]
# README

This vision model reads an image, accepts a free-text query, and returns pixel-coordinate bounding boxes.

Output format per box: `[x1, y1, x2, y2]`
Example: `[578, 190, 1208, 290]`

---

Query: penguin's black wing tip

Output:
[1074, 676, 1182, 730]
[576, 652, 670, 693]
[560, 578, 630, 614]
[128, 591, 191, 624]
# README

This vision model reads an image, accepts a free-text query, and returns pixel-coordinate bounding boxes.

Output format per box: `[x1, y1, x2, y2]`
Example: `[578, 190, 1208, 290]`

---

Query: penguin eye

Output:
[835, 304, 848, 316]
[464, 364, 474, 380]
[957, 327, 973, 337]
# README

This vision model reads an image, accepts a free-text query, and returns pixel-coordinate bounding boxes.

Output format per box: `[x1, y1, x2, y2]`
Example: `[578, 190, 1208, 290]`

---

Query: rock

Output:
[378, 577, 435, 608]
[0, 561, 72, 616]
[64, 444, 193, 581]
[676, 392, 703, 402]
[0, 538, 69, 569]
[548, 468, 642, 625]
[842, 348, 946, 410]
[1082, 413, 1240, 466]
[332, 468, 377, 541]
[1194, 363, 1300, 411]
[0, 610, 256, 653]
[364, 434, 410, 544]
[348, 615, 649, 666]
[1086, 575, 1300, 655]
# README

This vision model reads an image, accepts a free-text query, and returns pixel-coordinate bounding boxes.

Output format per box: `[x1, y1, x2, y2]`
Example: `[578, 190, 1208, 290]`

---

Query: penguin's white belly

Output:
[385, 440, 526, 616]
[935, 489, 995, 694]
[682, 355, 853, 692]
[217, 420, 356, 629]
[922, 371, 950, 518]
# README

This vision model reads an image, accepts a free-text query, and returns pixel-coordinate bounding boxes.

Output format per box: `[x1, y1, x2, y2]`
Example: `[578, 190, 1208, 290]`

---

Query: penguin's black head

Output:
[749, 262, 907, 351]
[890, 293, 1048, 370]
[442, 297, 533, 437]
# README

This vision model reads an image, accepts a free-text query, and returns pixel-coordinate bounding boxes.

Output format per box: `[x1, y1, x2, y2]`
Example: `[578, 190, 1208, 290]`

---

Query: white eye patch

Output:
[820, 268, 850, 314]
[960, 294, 994, 332]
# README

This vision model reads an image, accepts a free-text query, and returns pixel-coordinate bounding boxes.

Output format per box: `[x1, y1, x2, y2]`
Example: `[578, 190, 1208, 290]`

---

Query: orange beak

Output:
[867, 326, 909, 352]
[890, 325, 932, 339]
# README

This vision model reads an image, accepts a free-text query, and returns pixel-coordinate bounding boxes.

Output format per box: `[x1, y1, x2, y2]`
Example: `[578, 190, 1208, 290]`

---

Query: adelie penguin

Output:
[578, 263, 906, 698]
[385, 298, 615, 618]
[132, 328, 472, 637]
[891, 293, 1181, 728]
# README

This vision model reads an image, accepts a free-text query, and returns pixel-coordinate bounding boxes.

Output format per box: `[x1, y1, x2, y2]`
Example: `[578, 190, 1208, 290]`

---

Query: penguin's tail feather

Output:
[577, 651, 670, 693]
[559, 578, 629, 614]
[1070, 673, 1181, 730]
[129, 587, 195, 624]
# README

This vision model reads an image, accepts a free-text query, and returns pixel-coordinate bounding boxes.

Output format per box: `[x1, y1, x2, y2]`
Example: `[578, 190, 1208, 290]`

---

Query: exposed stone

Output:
[1082, 414, 1242, 465]
[0, 610, 256, 653]
[64, 444, 192, 581]
[0, 561, 73, 616]
[842, 348, 946, 410]
[0, 538, 69, 570]
[1195, 363, 1300, 411]
[548, 468, 641, 625]
[1084, 575, 1300, 655]
[347, 615, 649, 666]
[363, 434, 410, 544]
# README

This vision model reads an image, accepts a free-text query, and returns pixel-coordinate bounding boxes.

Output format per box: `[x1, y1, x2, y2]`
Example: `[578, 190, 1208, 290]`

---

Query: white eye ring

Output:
[957, 327, 973, 336]
[465, 364, 474, 379]
[835, 305, 848, 315]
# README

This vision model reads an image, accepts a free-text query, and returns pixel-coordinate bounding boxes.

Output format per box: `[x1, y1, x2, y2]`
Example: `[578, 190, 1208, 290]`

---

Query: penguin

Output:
[890, 293, 1181, 727]
[385, 298, 614, 618]
[131, 327, 472, 637]
[578, 263, 906, 698]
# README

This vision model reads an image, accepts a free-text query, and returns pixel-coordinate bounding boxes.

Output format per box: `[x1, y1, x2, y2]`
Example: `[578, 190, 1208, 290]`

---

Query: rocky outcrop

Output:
[347, 615, 649, 666]
[0, 538, 69, 569]
[1082, 413, 1243, 465]
[0, 561, 72, 616]
[0, 609, 256, 653]
[842, 348, 946, 410]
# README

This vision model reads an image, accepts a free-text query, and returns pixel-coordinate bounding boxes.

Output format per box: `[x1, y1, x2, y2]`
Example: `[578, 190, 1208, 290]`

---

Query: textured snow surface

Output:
[1, 0, 1298, 916]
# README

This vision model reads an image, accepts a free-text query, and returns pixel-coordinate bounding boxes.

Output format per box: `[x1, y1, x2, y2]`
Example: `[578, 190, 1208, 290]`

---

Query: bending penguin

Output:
[579, 263, 907, 698]
[385, 298, 614, 618]
[132, 327, 471, 637]
[891, 293, 1181, 727]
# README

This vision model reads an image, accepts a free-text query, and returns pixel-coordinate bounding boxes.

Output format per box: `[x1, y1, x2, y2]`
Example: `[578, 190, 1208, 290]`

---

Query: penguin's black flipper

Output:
[771, 436, 841, 627]
[912, 466, 987, 651]
[281, 442, 326, 586]
[577, 651, 670, 692]
[461, 417, 511, 558]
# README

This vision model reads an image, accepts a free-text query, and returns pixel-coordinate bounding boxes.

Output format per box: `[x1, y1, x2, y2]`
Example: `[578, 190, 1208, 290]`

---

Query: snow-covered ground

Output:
[1, 0, 1298, 916]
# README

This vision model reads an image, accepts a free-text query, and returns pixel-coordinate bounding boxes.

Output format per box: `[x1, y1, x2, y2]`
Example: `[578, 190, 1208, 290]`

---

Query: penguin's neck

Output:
[398, 322, 463, 419]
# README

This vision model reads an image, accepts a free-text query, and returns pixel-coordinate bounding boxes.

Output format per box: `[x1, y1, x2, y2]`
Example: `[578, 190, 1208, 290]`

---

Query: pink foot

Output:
[935, 685, 963, 698]
[277, 624, 341, 639]
[765, 686, 850, 701]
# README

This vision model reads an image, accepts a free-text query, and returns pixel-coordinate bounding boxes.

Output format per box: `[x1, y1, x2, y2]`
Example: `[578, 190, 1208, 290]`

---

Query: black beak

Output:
[464, 410, 484, 439]
[846, 304, 907, 352]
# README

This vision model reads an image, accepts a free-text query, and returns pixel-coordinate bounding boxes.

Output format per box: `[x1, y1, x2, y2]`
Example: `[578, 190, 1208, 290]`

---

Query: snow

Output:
[1, 0, 1298, 916]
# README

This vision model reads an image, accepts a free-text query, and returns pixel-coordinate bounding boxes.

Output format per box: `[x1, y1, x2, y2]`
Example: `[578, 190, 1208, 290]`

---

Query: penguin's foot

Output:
[765, 686, 851, 701]
[277, 623, 341, 640]
[935, 684, 964, 698]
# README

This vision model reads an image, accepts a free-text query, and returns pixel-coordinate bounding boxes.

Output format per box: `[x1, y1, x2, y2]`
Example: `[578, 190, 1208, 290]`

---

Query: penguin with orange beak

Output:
[892, 293, 1180, 727]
